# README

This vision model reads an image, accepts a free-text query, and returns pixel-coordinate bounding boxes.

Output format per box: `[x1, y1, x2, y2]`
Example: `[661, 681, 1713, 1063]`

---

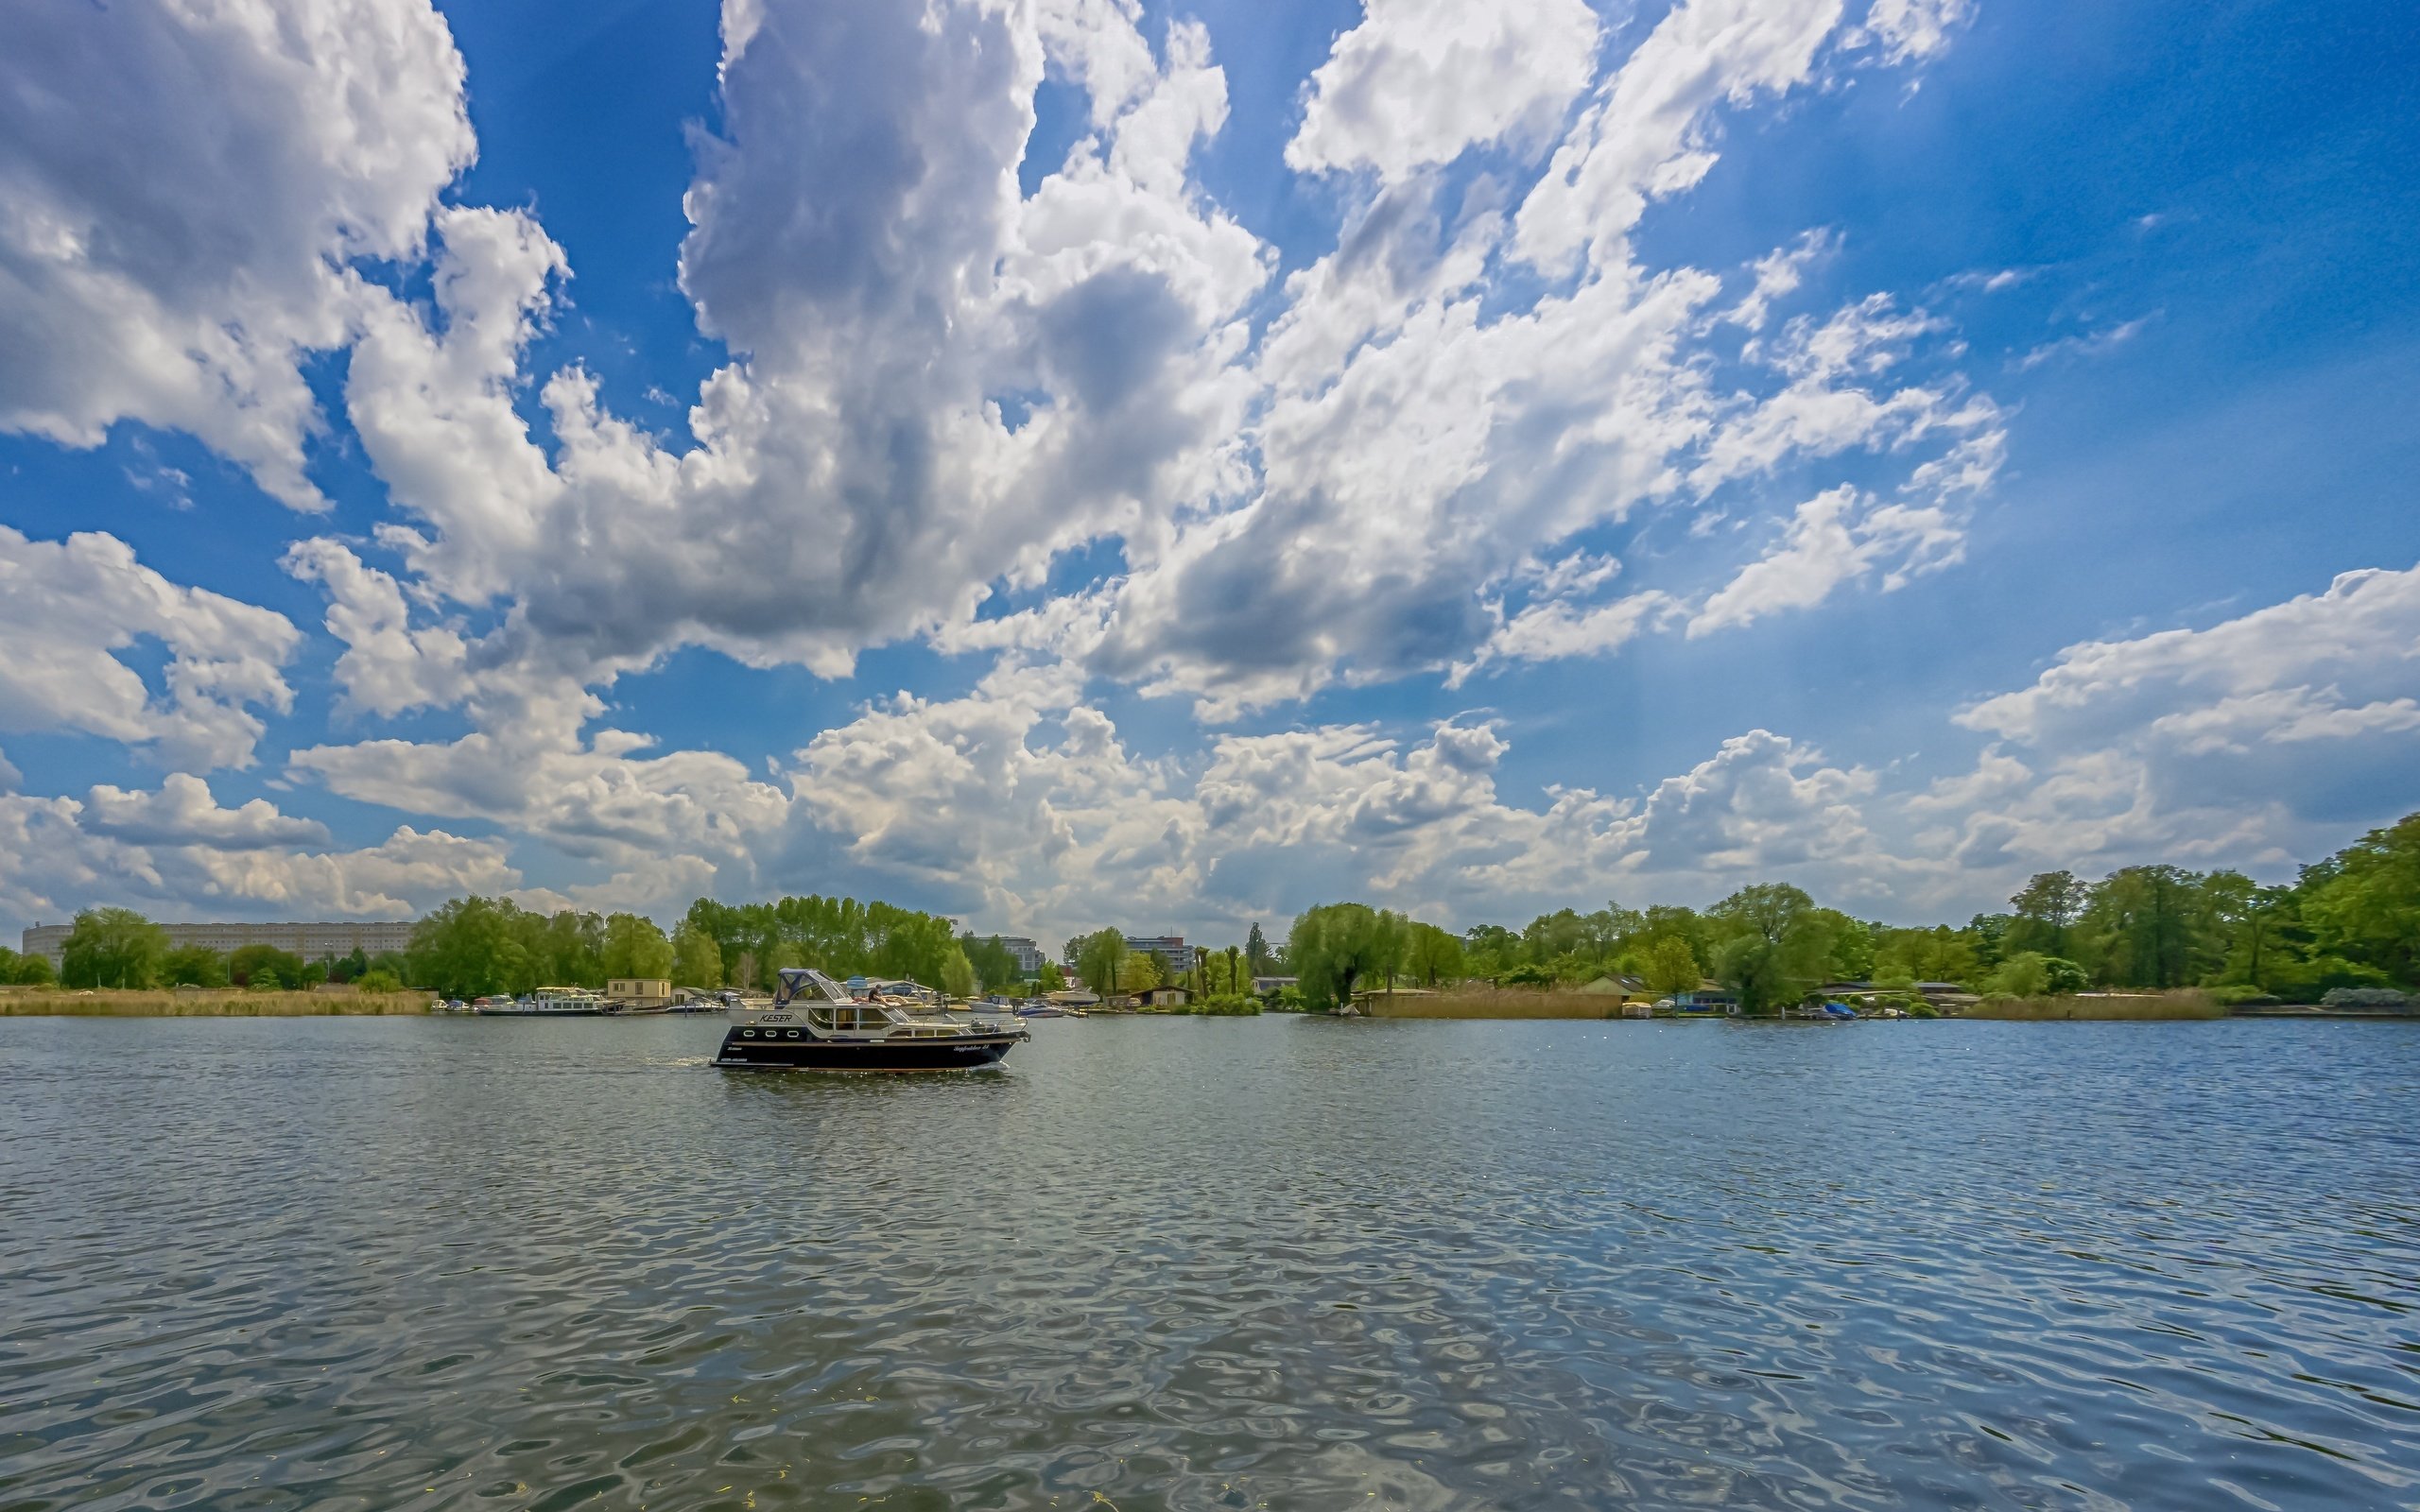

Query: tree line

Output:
[12, 908, 411, 993]
[1274, 811, 2418, 1013]
[17, 811, 2410, 1006]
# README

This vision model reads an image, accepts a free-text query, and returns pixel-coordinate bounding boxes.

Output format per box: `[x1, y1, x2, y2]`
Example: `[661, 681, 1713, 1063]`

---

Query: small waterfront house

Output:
[1136, 986, 1191, 1009]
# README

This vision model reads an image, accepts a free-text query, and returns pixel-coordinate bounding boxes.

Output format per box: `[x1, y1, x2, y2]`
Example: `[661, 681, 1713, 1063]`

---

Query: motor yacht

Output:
[715, 968, 1027, 1072]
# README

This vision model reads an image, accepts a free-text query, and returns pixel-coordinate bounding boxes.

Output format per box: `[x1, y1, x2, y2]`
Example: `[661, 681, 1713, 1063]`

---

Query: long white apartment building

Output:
[18, 919, 419, 971]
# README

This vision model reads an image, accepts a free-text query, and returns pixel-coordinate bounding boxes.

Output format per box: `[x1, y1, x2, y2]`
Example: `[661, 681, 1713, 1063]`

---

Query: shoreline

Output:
[0, 990, 431, 1017]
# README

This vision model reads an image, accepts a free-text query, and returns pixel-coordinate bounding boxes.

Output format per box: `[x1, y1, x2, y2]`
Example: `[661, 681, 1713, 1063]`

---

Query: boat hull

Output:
[713, 1032, 1022, 1073]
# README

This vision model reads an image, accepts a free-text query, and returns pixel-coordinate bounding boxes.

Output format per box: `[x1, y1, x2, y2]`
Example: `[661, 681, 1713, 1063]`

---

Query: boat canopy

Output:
[773, 968, 855, 1007]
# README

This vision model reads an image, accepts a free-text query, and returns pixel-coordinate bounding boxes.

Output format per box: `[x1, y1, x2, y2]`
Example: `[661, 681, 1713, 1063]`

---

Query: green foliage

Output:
[355, 969, 404, 994]
[229, 943, 308, 990]
[601, 913, 674, 979]
[670, 922, 723, 988]
[60, 908, 170, 989]
[1119, 949, 1167, 992]
[1036, 960, 1065, 992]
[0, 947, 56, 986]
[2300, 815, 2420, 987]
[1642, 936, 1700, 999]
[1073, 929, 1127, 999]
[1245, 922, 1271, 975]
[1288, 902, 1407, 1010]
[959, 934, 1023, 991]
[1981, 951, 2049, 1000]
[1906, 1001, 1940, 1019]
[941, 947, 977, 1000]
[681, 894, 962, 990]
[1402, 921, 1464, 987]
[2007, 870, 2088, 958]
[1706, 885, 1836, 1015]
[160, 944, 230, 989]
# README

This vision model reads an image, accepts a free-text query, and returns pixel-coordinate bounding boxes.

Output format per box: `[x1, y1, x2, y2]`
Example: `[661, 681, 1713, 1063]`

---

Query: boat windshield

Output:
[804, 1002, 900, 1033]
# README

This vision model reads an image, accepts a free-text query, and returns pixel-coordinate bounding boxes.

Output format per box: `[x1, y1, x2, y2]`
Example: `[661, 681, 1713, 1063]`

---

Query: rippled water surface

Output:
[3, 1016, 2416, 1510]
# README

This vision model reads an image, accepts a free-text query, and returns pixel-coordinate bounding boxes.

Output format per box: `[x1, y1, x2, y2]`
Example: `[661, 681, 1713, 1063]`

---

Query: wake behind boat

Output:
[714, 968, 1028, 1072]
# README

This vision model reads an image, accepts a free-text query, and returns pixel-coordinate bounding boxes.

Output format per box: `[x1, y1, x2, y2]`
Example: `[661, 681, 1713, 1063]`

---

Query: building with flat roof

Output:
[1123, 935, 1190, 978]
[994, 936, 1046, 974]
[19, 919, 419, 971]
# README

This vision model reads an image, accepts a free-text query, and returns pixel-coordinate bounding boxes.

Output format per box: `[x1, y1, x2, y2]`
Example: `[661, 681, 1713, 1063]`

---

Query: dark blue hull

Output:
[713, 1031, 1022, 1072]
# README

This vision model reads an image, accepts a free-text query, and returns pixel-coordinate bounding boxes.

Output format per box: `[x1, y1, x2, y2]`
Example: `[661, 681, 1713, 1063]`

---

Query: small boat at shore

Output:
[714, 968, 1028, 1072]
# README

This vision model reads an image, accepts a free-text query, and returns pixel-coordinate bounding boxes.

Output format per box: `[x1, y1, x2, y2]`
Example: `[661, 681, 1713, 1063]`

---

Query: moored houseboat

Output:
[714, 968, 1027, 1072]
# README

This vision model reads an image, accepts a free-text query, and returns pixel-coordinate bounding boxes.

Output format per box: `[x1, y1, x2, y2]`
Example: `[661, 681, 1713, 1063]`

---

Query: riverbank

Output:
[1966, 990, 2222, 1021]
[0, 989, 431, 1017]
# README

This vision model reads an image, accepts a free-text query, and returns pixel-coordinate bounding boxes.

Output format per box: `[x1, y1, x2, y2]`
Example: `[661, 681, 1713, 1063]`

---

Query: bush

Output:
[1981, 952, 2049, 1000]
[1186, 994, 1262, 1016]
[2207, 984, 2276, 1006]
[355, 969, 404, 994]
[2321, 987, 2411, 1008]
[1502, 964, 1556, 988]
[1907, 1001, 1940, 1019]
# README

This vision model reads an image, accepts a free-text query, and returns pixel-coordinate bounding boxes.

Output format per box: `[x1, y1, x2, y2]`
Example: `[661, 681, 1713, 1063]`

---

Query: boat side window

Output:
[807, 1005, 838, 1032]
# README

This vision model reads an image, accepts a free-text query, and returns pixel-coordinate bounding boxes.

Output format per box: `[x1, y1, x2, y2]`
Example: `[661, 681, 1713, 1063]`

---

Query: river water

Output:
[1, 1015, 2414, 1510]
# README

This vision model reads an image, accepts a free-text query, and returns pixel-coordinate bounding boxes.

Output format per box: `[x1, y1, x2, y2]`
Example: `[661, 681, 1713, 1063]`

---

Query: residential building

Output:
[607, 977, 674, 1005]
[19, 919, 419, 971]
[995, 936, 1046, 975]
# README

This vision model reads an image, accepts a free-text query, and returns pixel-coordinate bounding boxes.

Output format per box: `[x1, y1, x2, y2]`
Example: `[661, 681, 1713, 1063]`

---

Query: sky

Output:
[2, 0, 2415, 948]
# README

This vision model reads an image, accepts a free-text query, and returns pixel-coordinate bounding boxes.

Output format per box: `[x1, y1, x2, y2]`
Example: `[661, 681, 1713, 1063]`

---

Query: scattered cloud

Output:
[0, 0, 472, 509]
[0, 526, 299, 770]
[1287, 0, 1602, 183]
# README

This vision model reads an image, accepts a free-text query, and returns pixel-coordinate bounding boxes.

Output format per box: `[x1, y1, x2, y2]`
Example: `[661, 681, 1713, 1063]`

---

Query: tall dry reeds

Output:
[1965, 990, 2221, 1022]
[1365, 989, 1634, 1020]
[0, 990, 431, 1018]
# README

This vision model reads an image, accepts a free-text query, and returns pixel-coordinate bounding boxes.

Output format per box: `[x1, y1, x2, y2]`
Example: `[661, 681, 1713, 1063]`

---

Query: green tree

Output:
[1245, 922, 1271, 975]
[1121, 949, 1167, 992]
[1873, 925, 1980, 988]
[9, 951, 55, 986]
[356, 969, 404, 994]
[1288, 903, 1407, 1011]
[1074, 930, 1127, 998]
[959, 934, 1023, 990]
[1706, 885, 1837, 1016]
[1402, 921, 1464, 987]
[2081, 866, 2203, 987]
[671, 922, 724, 988]
[1981, 951, 2051, 999]
[160, 944, 229, 988]
[1037, 960, 1065, 992]
[60, 908, 170, 989]
[2008, 870, 2089, 958]
[1643, 936, 1701, 1000]
[2300, 813, 2420, 986]
[1462, 923, 1519, 980]
[408, 896, 526, 999]
[601, 913, 675, 979]
[941, 947, 977, 1000]
[229, 943, 307, 989]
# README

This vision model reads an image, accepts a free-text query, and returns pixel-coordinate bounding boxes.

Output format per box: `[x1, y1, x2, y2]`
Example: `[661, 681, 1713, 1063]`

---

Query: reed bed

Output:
[0, 990, 432, 1018]
[1367, 990, 1632, 1020]
[1965, 990, 2222, 1022]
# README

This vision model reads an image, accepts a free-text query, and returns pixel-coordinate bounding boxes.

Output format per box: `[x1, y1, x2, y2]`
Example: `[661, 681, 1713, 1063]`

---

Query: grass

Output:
[0, 989, 432, 1018]
[1965, 989, 2222, 1022]
[1366, 989, 1639, 1020]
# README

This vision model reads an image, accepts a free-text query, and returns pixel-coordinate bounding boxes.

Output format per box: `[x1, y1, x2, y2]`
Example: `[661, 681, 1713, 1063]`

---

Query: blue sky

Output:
[2, 0, 2414, 945]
